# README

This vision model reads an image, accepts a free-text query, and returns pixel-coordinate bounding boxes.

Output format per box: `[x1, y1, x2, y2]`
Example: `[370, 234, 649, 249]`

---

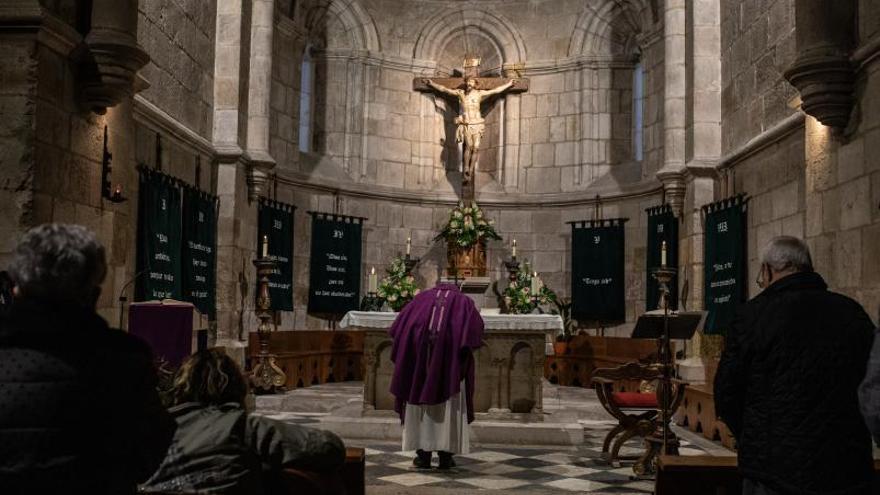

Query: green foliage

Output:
[377, 256, 420, 311]
[501, 261, 558, 315]
[435, 201, 502, 248]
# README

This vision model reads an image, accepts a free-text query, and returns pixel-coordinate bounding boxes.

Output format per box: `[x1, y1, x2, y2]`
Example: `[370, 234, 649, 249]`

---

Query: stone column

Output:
[677, 0, 723, 384]
[211, 0, 257, 355]
[784, 0, 856, 130]
[656, 0, 687, 214]
[244, 0, 277, 200]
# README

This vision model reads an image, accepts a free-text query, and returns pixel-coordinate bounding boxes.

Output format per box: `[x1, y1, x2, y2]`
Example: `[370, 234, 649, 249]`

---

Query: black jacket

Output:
[142, 403, 345, 494]
[714, 272, 875, 495]
[0, 298, 176, 494]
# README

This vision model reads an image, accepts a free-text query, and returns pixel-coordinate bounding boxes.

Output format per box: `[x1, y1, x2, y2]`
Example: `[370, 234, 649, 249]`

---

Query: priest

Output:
[389, 282, 484, 470]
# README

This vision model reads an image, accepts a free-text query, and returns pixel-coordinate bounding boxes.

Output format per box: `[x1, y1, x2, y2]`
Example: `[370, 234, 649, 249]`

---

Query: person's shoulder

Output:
[92, 326, 154, 359]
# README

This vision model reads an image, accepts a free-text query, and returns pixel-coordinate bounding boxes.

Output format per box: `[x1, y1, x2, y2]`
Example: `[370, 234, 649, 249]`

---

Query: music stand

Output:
[632, 311, 705, 341]
[630, 308, 706, 476]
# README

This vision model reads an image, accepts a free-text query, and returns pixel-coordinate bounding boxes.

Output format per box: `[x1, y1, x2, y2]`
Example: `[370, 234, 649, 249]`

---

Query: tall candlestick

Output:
[368, 267, 377, 293]
[511, 239, 517, 259]
[661, 241, 667, 267]
[406, 236, 411, 256]
[262, 235, 269, 258]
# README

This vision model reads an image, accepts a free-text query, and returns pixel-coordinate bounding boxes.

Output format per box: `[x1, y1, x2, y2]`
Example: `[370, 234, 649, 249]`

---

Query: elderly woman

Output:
[142, 348, 345, 494]
[0, 224, 175, 494]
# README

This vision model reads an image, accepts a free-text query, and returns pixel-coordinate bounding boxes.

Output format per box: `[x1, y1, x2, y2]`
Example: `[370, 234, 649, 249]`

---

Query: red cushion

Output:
[611, 391, 658, 409]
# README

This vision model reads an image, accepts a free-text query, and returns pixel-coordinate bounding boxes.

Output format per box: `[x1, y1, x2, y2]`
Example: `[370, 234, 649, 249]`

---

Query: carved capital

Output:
[784, 54, 855, 129]
[655, 169, 686, 217]
[244, 151, 277, 202]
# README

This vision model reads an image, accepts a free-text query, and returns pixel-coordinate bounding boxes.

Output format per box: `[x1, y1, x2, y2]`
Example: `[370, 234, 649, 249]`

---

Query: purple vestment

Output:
[389, 283, 484, 424]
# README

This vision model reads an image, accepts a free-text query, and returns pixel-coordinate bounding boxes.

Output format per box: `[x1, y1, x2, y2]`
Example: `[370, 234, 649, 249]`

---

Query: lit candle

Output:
[530, 271, 540, 294]
[368, 267, 377, 293]
[511, 239, 517, 259]
[661, 240, 667, 267]
[261, 235, 269, 258]
[114, 184, 122, 196]
[406, 235, 411, 256]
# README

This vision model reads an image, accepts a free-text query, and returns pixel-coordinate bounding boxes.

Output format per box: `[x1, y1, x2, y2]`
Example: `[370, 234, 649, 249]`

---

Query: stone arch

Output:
[568, 0, 656, 57]
[413, 9, 527, 67]
[303, 0, 380, 52]
[508, 342, 537, 413]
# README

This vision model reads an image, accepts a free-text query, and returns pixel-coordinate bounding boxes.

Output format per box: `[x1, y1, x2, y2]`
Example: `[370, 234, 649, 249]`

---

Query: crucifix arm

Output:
[482, 79, 515, 97]
[423, 79, 460, 97]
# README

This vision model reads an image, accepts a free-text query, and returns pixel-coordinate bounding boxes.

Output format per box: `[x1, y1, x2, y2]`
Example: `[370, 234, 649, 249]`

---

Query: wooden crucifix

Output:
[414, 57, 528, 198]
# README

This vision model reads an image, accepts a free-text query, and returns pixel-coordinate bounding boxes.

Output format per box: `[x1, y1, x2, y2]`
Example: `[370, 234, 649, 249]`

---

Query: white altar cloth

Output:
[340, 311, 563, 332]
[340, 311, 562, 356]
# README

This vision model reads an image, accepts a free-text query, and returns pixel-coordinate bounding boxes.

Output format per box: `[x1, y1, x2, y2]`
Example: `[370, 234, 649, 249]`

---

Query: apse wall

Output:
[259, 0, 670, 334]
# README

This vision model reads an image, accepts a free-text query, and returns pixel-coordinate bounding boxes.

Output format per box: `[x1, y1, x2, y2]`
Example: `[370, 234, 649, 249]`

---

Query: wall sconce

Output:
[101, 125, 127, 203]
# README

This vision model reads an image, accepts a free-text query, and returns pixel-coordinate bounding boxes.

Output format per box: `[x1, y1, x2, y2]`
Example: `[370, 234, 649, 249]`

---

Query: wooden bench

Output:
[247, 331, 365, 390]
[656, 455, 880, 495]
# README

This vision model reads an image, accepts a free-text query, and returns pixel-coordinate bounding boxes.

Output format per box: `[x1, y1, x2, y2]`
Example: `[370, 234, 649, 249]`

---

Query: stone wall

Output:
[716, 0, 880, 328]
[138, 0, 217, 140]
[720, 0, 797, 153]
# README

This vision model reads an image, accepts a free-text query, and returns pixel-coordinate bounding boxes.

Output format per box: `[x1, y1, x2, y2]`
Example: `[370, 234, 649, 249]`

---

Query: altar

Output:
[339, 311, 563, 418]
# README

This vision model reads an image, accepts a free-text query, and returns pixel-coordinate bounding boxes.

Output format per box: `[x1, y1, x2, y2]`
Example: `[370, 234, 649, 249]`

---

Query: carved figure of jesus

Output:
[423, 77, 515, 185]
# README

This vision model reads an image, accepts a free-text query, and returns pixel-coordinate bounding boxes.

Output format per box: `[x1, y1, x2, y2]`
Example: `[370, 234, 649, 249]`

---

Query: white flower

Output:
[414, 289, 421, 295]
[401, 290, 409, 298]
[388, 294, 398, 302]
[464, 207, 472, 214]
[478, 219, 487, 226]
[453, 211, 463, 219]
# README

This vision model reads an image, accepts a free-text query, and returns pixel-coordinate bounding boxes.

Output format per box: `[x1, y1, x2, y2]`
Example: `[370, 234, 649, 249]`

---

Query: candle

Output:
[530, 271, 540, 294]
[661, 240, 667, 267]
[114, 184, 122, 196]
[368, 267, 377, 293]
[261, 235, 269, 258]
[406, 236, 411, 256]
[511, 239, 517, 259]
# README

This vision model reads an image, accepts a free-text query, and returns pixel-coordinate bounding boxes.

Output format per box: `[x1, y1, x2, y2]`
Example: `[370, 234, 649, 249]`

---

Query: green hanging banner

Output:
[182, 186, 218, 318]
[257, 198, 295, 311]
[646, 205, 679, 311]
[136, 167, 183, 302]
[307, 212, 364, 317]
[703, 195, 748, 335]
[570, 219, 628, 323]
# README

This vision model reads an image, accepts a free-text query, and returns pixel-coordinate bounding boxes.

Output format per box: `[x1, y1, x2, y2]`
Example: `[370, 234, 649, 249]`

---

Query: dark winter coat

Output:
[714, 271, 875, 495]
[0, 297, 176, 494]
[141, 403, 345, 494]
[859, 327, 880, 446]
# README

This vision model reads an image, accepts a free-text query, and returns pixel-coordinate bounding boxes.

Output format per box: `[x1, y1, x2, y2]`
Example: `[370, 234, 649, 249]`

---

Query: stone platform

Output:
[254, 380, 720, 448]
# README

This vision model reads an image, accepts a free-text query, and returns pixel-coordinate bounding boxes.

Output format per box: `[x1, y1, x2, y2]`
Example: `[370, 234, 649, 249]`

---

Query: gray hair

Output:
[8, 224, 107, 305]
[760, 236, 813, 273]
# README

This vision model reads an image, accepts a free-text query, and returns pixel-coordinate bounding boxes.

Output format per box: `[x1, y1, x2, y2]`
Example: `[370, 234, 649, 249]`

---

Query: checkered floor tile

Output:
[347, 426, 709, 493]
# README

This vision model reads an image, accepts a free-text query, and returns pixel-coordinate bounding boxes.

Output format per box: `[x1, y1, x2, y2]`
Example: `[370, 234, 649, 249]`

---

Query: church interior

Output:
[2, 0, 880, 494]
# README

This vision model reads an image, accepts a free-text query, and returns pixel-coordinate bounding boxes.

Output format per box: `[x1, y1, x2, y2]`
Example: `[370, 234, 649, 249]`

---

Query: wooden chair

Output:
[592, 361, 686, 464]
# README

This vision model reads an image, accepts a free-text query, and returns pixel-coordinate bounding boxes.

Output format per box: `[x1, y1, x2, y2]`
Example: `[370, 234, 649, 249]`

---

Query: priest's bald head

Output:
[8, 224, 107, 309]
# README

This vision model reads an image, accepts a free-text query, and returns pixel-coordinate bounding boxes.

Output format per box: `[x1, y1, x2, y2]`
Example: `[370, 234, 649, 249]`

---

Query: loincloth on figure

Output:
[454, 118, 485, 145]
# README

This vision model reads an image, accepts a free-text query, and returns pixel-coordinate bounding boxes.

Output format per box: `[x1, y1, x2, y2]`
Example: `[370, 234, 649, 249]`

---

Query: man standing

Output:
[0, 224, 176, 494]
[714, 236, 875, 495]
[423, 77, 515, 185]
[389, 282, 484, 469]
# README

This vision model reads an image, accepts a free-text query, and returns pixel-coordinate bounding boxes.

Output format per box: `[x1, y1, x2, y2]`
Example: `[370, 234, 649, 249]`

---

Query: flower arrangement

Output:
[501, 262, 558, 315]
[436, 201, 501, 248]
[377, 256, 420, 311]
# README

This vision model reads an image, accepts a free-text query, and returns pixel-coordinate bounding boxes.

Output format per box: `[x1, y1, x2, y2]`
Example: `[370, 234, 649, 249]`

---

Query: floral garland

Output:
[501, 262, 558, 315]
[377, 256, 420, 311]
[436, 201, 501, 248]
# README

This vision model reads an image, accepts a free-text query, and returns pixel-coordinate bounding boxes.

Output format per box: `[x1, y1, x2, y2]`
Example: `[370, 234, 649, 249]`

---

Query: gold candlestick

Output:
[250, 257, 287, 394]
